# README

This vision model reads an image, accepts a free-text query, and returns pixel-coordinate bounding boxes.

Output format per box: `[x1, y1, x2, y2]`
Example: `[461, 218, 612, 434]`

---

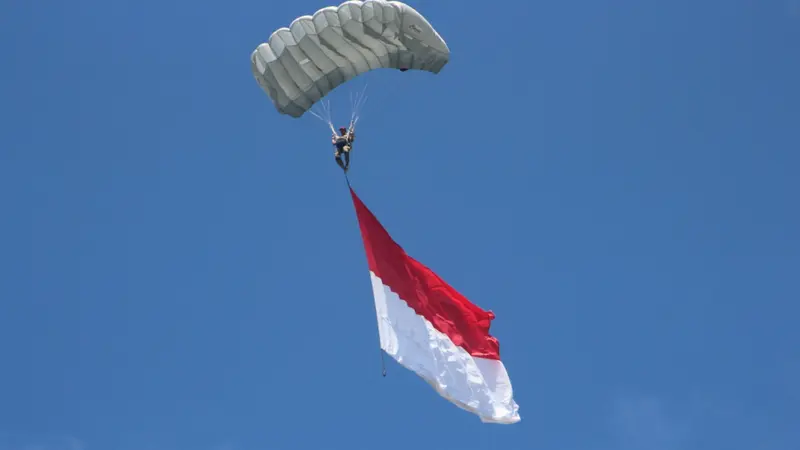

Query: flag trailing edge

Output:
[350, 187, 520, 424]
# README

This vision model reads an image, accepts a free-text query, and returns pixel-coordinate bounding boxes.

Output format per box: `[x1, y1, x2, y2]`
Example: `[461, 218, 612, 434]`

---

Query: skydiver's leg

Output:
[343, 148, 350, 170]
[335, 149, 345, 170]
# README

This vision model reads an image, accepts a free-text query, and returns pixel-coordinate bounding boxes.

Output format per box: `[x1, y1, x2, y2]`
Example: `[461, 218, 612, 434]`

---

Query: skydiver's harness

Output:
[334, 136, 348, 150]
[334, 131, 355, 153]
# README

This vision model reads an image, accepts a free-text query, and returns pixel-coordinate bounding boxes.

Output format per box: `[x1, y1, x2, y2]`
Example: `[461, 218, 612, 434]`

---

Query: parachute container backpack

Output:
[250, 0, 450, 118]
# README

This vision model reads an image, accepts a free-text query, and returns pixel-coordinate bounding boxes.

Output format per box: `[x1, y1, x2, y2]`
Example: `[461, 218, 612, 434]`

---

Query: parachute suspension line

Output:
[343, 172, 387, 378]
[348, 92, 356, 131]
[349, 83, 369, 129]
[323, 99, 335, 134]
[353, 94, 367, 128]
[309, 99, 335, 134]
[307, 108, 330, 130]
[310, 83, 367, 135]
[349, 90, 357, 122]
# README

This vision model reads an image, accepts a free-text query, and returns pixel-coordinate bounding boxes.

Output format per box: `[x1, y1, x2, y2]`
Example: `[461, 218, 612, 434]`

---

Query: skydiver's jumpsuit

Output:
[333, 131, 355, 171]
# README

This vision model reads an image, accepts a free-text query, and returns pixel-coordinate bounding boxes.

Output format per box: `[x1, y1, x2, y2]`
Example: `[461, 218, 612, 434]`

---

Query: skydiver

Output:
[332, 126, 355, 172]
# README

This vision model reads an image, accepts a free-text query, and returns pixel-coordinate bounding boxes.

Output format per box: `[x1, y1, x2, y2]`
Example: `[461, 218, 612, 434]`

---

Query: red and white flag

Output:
[350, 188, 520, 424]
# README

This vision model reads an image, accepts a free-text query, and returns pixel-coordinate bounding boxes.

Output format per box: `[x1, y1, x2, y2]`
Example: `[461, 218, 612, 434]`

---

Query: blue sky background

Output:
[2, 0, 799, 449]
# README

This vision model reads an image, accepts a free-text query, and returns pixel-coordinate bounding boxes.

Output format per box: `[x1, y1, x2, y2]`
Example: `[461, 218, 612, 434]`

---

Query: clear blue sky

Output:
[2, 1, 799, 449]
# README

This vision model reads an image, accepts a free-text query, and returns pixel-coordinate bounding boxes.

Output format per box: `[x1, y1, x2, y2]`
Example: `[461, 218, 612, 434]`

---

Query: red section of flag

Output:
[350, 188, 501, 360]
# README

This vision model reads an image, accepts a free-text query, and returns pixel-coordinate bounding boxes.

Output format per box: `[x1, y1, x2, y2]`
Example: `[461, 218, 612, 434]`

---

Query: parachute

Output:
[250, 0, 450, 118]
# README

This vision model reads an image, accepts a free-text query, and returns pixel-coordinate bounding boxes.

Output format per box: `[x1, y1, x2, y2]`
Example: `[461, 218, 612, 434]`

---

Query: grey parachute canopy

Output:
[251, 0, 450, 118]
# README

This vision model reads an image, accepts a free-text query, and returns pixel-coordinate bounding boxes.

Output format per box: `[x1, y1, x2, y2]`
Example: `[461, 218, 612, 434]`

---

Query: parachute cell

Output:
[251, 0, 450, 117]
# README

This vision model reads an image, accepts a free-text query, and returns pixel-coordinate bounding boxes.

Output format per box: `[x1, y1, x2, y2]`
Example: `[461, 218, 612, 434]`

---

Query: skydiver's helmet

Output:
[339, 127, 347, 135]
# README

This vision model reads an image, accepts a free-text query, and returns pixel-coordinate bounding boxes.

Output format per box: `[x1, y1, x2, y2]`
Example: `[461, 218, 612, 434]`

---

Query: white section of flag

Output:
[370, 272, 521, 424]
